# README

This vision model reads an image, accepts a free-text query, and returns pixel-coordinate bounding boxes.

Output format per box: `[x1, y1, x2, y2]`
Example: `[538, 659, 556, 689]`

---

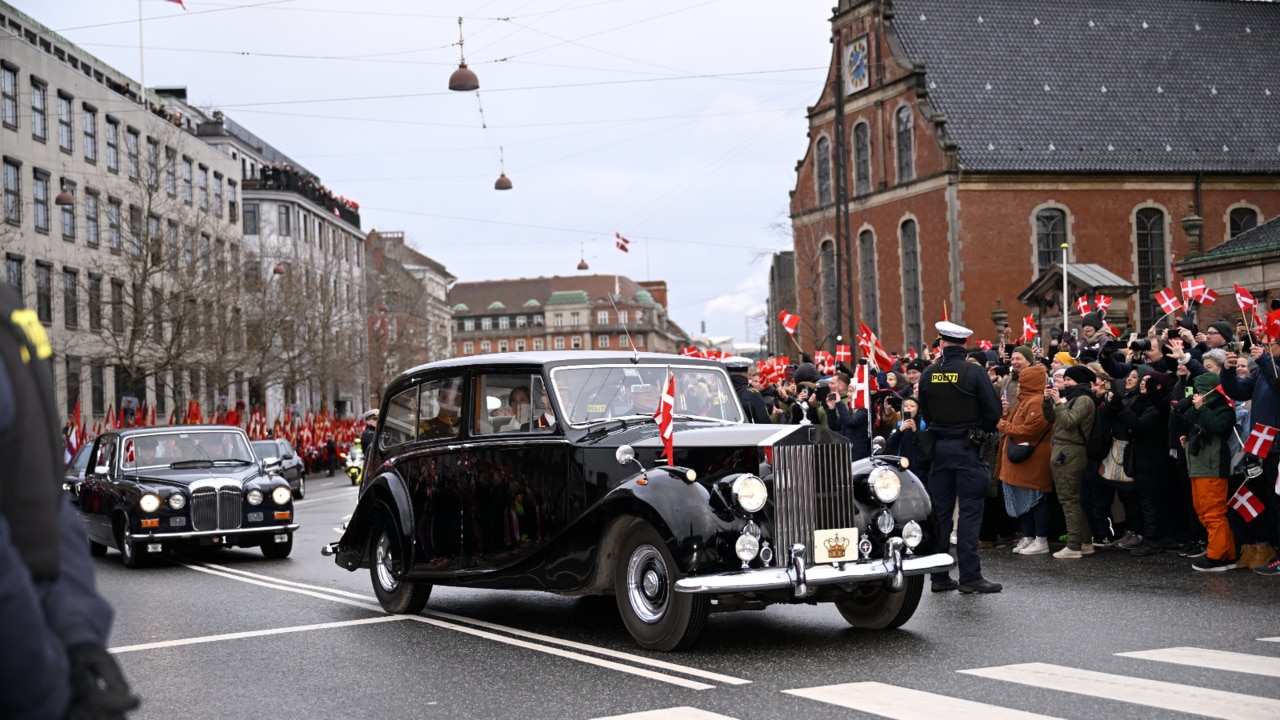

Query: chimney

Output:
[638, 280, 668, 309]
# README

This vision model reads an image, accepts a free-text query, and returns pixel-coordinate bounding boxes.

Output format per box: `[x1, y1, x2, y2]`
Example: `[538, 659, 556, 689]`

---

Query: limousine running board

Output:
[673, 551, 954, 596]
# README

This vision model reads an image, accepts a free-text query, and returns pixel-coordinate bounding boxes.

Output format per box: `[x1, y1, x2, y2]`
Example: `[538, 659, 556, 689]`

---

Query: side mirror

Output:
[615, 445, 635, 466]
[263, 456, 282, 470]
[871, 436, 887, 456]
[93, 465, 110, 476]
[282, 453, 294, 460]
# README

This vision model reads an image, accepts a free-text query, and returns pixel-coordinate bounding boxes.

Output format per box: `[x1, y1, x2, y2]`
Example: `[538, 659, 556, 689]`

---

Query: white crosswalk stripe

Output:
[592, 709, 738, 720]
[960, 662, 1280, 720]
[783, 681, 1062, 719]
[1118, 646, 1280, 678]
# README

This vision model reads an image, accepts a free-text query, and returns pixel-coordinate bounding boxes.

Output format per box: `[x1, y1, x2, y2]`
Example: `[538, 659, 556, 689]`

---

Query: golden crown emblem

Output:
[824, 533, 849, 559]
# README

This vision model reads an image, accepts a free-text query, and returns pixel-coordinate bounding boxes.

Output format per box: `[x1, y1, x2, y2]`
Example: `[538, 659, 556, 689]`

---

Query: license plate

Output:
[274, 534, 289, 543]
[813, 527, 859, 564]
[146, 543, 163, 553]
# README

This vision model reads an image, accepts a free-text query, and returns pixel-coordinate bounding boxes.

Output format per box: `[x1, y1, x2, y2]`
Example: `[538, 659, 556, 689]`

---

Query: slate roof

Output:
[1189, 214, 1280, 261]
[890, 0, 1280, 173]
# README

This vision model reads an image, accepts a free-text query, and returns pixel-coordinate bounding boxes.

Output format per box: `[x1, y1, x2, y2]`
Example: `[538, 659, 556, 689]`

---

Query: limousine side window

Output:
[416, 376, 464, 441]
[380, 385, 419, 450]
[474, 373, 555, 434]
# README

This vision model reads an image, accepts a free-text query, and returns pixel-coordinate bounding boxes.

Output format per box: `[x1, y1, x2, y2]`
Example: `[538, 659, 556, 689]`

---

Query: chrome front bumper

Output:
[674, 546, 954, 596]
[126, 523, 299, 542]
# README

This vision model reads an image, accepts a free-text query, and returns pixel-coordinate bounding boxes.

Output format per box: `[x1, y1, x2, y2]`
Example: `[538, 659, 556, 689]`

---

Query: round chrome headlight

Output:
[731, 475, 768, 513]
[271, 486, 292, 505]
[168, 493, 186, 511]
[875, 509, 897, 535]
[868, 467, 902, 503]
[735, 532, 760, 562]
[247, 489, 264, 506]
[139, 493, 161, 513]
[902, 520, 923, 548]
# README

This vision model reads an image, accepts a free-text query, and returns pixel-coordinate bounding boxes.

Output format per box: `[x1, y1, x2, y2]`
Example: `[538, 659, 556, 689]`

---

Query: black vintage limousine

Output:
[74, 425, 299, 567]
[325, 351, 951, 650]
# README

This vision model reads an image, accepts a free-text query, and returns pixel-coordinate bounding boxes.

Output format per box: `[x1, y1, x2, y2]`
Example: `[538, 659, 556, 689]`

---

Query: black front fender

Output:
[333, 470, 414, 572]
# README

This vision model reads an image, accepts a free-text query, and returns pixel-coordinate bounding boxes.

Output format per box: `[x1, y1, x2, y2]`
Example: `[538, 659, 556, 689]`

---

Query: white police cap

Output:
[721, 356, 753, 371]
[935, 321, 974, 342]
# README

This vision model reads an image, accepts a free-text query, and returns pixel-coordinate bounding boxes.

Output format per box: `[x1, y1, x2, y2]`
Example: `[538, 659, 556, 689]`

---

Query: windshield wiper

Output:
[169, 460, 213, 469]
[211, 458, 253, 465]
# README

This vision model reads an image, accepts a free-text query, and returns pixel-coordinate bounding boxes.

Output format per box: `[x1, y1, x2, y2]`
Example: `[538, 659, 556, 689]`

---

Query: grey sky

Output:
[18, 0, 833, 343]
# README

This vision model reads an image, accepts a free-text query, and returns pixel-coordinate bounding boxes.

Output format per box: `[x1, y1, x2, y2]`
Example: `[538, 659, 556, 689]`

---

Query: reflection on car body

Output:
[326, 351, 950, 650]
[75, 425, 298, 567]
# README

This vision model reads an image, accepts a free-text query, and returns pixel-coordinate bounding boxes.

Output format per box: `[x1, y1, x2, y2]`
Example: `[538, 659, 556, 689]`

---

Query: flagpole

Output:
[1061, 243, 1069, 342]
[137, 0, 146, 104]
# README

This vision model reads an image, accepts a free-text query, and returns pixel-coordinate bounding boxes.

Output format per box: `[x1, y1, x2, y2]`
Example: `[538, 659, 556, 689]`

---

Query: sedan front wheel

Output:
[613, 522, 709, 651]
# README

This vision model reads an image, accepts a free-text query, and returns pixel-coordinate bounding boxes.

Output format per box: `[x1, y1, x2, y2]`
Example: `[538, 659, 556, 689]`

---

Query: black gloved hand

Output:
[67, 643, 140, 720]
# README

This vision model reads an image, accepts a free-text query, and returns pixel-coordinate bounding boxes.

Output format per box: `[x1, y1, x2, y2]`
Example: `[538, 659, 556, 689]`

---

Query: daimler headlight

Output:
[168, 493, 186, 511]
[247, 489, 264, 506]
[139, 493, 161, 513]
[271, 486, 292, 505]
[902, 520, 923, 548]
[731, 475, 768, 513]
[868, 467, 902, 503]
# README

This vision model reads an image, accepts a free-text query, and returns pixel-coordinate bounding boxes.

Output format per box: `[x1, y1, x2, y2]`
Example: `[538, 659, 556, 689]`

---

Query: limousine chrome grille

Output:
[188, 480, 243, 531]
[771, 443, 856, 565]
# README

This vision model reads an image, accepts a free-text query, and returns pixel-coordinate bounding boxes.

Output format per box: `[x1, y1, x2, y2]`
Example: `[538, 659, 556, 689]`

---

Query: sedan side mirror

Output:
[282, 453, 294, 460]
[615, 444, 644, 473]
[263, 456, 282, 470]
[871, 436, 887, 456]
[93, 465, 110, 476]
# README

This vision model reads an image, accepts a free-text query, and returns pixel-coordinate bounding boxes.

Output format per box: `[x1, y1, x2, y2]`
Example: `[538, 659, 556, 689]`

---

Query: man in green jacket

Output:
[1043, 365, 1097, 558]
[1172, 372, 1238, 571]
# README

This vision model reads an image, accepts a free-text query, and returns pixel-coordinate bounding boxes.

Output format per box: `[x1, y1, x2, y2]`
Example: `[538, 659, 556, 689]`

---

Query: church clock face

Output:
[845, 36, 870, 94]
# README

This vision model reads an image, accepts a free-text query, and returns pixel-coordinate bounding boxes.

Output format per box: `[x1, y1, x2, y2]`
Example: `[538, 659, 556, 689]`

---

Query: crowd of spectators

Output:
[748, 307, 1280, 576]
[257, 163, 360, 223]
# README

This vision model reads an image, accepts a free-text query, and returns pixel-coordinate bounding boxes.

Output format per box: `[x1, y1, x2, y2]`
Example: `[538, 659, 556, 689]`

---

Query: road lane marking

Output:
[404, 615, 714, 690]
[783, 682, 1062, 719]
[960, 663, 1280, 720]
[593, 708, 739, 720]
[192, 560, 749, 686]
[180, 560, 735, 689]
[110, 616, 407, 654]
[1260, 637, 1280, 643]
[1118, 647, 1280, 678]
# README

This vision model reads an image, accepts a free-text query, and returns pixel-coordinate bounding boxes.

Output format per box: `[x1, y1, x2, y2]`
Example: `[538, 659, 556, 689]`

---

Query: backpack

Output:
[1084, 397, 1114, 466]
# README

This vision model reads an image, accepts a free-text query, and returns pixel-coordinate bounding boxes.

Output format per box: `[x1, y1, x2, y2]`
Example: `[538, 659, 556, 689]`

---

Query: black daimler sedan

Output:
[325, 352, 951, 650]
[251, 438, 306, 499]
[75, 425, 299, 567]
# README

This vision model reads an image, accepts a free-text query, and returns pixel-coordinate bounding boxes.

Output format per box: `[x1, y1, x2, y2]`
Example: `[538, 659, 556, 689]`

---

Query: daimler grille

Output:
[189, 486, 243, 531]
[772, 443, 857, 564]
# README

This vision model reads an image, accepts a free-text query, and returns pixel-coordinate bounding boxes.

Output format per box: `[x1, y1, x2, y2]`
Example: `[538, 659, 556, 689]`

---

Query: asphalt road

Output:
[97, 474, 1280, 720]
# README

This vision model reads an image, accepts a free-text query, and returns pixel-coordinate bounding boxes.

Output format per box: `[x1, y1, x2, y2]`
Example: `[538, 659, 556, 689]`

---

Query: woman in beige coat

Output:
[995, 360, 1055, 555]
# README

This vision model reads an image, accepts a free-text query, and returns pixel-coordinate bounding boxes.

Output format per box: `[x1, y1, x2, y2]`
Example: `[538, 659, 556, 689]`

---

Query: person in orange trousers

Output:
[1174, 373, 1237, 571]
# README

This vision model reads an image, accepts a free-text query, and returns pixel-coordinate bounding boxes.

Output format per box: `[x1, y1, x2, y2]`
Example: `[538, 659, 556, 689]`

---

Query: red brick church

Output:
[784, 0, 1280, 354]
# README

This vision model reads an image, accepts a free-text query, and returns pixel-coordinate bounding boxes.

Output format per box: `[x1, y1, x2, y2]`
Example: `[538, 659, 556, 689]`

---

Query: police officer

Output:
[0, 283, 139, 718]
[724, 357, 771, 424]
[916, 321, 1003, 594]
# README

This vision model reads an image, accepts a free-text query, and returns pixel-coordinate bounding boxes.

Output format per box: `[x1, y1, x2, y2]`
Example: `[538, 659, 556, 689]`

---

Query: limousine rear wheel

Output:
[835, 574, 923, 630]
[370, 523, 431, 614]
[614, 522, 709, 651]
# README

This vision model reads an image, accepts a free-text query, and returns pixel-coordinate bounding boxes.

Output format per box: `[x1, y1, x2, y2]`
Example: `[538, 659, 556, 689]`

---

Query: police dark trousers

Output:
[917, 345, 1002, 585]
[0, 284, 138, 719]
[729, 373, 772, 424]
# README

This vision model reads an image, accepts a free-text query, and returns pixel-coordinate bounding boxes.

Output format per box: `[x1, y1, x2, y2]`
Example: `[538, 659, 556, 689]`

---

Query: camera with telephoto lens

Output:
[1129, 338, 1151, 353]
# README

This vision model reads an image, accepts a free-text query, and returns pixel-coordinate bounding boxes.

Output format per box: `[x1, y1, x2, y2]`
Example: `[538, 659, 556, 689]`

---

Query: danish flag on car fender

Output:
[1075, 295, 1091, 316]
[1236, 283, 1256, 311]
[1231, 484, 1265, 522]
[778, 310, 800, 336]
[1246, 423, 1278, 457]
[1094, 295, 1112, 312]
[653, 371, 675, 465]
[1154, 287, 1182, 315]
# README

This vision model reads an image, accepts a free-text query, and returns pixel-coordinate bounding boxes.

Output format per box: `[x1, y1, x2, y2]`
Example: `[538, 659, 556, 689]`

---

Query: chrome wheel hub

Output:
[626, 545, 667, 624]
[375, 532, 399, 592]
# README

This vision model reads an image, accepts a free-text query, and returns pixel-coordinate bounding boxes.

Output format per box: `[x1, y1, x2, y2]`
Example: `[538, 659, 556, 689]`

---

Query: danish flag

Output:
[1266, 309, 1280, 343]
[1094, 295, 1112, 313]
[1075, 295, 1091, 316]
[978, 340, 993, 351]
[1246, 423, 1278, 457]
[1198, 288, 1219, 306]
[850, 364, 879, 410]
[615, 232, 631, 253]
[653, 371, 675, 465]
[124, 439, 135, 464]
[835, 344, 852, 364]
[858, 322, 895, 372]
[814, 350, 835, 375]
[1213, 384, 1235, 408]
[907, 347, 919, 360]
[1022, 315, 1038, 340]
[778, 310, 801, 336]
[1181, 279, 1205, 302]
[1236, 283, 1256, 312]
[1154, 287, 1182, 315]
[166, 0, 187, 8]
[1102, 320, 1120, 337]
[1231, 484, 1265, 522]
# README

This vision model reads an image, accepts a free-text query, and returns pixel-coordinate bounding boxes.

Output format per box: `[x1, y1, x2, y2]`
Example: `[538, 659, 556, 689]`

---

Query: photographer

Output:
[1100, 331, 1175, 381]
[825, 370, 871, 460]
[886, 397, 929, 478]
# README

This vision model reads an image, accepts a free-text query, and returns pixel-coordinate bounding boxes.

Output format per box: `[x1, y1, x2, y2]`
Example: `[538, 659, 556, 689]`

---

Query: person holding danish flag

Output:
[1221, 330, 1280, 573]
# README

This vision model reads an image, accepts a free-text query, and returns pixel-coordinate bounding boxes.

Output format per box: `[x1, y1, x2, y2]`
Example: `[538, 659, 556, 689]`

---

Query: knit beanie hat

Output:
[1013, 346, 1035, 364]
[1064, 365, 1097, 385]
[1209, 320, 1235, 340]
[1054, 351, 1076, 367]
[1081, 312, 1103, 330]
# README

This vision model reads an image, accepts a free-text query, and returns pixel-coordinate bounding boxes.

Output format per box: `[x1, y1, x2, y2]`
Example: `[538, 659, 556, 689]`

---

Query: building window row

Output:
[814, 110, 916, 202]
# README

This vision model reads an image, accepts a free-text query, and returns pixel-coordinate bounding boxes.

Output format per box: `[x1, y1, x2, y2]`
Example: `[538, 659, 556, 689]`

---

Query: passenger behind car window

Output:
[380, 386, 419, 448]
[418, 378, 463, 440]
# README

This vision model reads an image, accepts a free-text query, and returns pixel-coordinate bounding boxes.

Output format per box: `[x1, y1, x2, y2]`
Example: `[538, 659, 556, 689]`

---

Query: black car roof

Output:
[107, 424, 247, 438]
